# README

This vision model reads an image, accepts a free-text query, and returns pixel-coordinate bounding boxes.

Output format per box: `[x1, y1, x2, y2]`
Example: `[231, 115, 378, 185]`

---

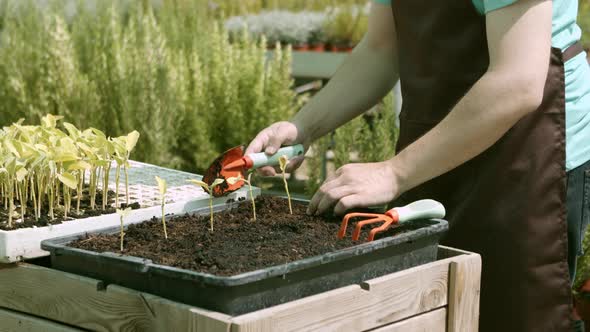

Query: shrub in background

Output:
[0, 0, 299, 173]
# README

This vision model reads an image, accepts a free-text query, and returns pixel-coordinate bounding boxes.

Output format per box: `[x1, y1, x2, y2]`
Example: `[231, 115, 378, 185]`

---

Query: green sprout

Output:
[0, 115, 138, 227]
[155, 176, 168, 239]
[188, 178, 225, 232]
[227, 173, 256, 221]
[116, 207, 132, 252]
[278, 155, 292, 214]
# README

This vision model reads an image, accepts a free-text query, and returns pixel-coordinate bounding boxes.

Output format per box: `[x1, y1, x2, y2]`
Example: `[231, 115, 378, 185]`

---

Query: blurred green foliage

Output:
[0, 0, 300, 173]
[579, 1, 590, 49]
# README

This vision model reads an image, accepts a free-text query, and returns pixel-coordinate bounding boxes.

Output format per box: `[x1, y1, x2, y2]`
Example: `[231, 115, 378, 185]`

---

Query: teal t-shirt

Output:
[375, 0, 590, 171]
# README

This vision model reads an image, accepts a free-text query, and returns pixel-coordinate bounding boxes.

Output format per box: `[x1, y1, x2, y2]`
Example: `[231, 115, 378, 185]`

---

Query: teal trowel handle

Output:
[248, 144, 305, 169]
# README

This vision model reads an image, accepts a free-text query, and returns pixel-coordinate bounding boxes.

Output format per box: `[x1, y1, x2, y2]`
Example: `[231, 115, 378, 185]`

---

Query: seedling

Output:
[188, 178, 225, 232]
[0, 115, 139, 227]
[227, 172, 256, 221]
[116, 207, 132, 252]
[155, 176, 168, 239]
[279, 155, 292, 214]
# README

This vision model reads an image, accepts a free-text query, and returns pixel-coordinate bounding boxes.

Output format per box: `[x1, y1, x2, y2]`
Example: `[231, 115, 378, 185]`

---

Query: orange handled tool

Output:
[203, 144, 305, 197]
[338, 199, 446, 242]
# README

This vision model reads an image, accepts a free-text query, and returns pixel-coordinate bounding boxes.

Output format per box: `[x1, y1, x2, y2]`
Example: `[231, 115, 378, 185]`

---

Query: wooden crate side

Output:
[0, 264, 200, 332]
[367, 308, 447, 332]
[437, 245, 474, 259]
[231, 257, 455, 332]
[188, 308, 233, 332]
[0, 307, 83, 332]
[447, 254, 482, 332]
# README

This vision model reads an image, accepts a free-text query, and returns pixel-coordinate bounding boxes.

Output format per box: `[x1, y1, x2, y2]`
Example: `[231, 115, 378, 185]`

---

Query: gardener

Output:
[247, 0, 590, 331]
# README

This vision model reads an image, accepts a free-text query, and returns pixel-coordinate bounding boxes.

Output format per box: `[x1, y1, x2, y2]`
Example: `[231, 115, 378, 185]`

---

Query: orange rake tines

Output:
[337, 200, 446, 242]
[338, 210, 399, 242]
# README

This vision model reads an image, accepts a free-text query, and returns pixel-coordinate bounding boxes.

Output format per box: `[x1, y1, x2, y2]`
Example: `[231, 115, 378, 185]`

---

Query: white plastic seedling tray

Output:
[0, 161, 259, 263]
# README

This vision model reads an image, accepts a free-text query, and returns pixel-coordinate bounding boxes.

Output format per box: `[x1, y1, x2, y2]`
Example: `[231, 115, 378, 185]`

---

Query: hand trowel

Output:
[202, 144, 304, 197]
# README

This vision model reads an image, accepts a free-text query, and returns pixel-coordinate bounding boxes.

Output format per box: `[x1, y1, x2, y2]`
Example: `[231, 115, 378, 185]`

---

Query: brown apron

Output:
[390, 1, 583, 331]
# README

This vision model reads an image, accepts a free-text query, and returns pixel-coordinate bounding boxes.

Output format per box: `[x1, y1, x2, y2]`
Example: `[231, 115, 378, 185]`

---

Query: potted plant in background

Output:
[309, 28, 327, 52]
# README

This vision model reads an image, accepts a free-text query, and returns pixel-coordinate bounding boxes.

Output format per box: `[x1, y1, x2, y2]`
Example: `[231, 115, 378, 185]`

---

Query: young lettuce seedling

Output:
[155, 176, 168, 239]
[116, 207, 132, 252]
[279, 155, 293, 214]
[188, 178, 224, 232]
[227, 173, 256, 221]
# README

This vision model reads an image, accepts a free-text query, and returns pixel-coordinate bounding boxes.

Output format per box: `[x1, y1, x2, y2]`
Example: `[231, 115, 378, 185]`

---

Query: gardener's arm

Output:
[308, 0, 552, 215]
[246, 2, 398, 175]
[289, 2, 398, 144]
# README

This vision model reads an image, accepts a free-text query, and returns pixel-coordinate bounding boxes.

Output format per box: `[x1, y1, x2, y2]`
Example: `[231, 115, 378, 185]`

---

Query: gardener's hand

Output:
[246, 121, 307, 176]
[307, 160, 402, 216]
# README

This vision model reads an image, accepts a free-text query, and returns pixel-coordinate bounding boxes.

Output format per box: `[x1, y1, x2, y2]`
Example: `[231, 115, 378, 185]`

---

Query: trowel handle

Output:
[388, 199, 446, 223]
[248, 144, 305, 169]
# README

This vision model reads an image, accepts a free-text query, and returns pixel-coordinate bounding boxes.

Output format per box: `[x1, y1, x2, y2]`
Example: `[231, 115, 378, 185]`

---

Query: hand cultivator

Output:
[338, 199, 446, 242]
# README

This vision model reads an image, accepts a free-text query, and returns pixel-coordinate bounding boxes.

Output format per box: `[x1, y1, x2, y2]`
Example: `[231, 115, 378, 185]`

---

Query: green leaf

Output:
[57, 172, 78, 189]
[187, 179, 209, 191]
[226, 175, 242, 185]
[65, 160, 92, 171]
[63, 122, 80, 138]
[155, 176, 167, 196]
[279, 155, 289, 172]
[125, 131, 140, 152]
[41, 114, 64, 128]
[53, 151, 80, 163]
[15, 168, 28, 182]
[4, 139, 20, 158]
[211, 178, 225, 188]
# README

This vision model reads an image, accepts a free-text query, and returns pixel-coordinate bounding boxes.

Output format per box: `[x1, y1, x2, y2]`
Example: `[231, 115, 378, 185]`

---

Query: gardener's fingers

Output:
[334, 194, 364, 216]
[245, 121, 299, 156]
[257, 166, 276, 176]
[315, 186, 356, 216]
[245, 131, 270, 155]
[307, 177, 345, 215]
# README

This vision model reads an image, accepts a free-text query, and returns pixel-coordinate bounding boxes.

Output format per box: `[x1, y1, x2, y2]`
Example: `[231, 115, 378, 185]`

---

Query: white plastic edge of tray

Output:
[0, 161, 260, 263]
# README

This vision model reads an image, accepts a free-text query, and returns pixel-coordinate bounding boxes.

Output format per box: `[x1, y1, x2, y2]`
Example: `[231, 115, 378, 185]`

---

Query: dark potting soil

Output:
[71, 196, 414, 276]
[0, 188, 141, 231]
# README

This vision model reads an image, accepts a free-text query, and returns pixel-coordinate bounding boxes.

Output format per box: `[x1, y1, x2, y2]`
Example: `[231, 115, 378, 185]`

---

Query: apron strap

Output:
[563, 42, 584, 62]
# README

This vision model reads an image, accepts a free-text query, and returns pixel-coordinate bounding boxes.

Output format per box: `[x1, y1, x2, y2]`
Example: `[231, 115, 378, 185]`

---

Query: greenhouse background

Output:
[0, 1, 588, 331]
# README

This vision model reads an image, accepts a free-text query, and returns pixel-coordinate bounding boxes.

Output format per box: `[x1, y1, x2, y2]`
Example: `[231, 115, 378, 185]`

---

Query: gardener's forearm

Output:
[390, 70, 544, 194]
[291, 39, 397, 144]
[290, 3, 398, 144]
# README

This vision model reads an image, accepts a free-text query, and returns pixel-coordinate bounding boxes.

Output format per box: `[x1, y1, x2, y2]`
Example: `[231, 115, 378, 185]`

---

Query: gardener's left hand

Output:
[307, 160, 401, 216]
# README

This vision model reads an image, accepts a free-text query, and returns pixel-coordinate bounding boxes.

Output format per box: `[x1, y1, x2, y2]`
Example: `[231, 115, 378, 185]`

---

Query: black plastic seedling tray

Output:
[42, 212, 448, 315]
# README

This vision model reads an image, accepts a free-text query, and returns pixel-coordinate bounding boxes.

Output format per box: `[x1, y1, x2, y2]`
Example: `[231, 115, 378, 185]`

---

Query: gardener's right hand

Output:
[246, 121, 306, 176]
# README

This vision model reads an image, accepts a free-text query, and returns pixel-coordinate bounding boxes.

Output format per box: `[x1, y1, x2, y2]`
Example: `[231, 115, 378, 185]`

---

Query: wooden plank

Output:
[0, 263, 197, 332]
[189, 308, 232, 332]
[367, 308, 447, 332]
[447, 254, 482, 332]
[231, 257, 456, 332]
[0, 307, 83, 332]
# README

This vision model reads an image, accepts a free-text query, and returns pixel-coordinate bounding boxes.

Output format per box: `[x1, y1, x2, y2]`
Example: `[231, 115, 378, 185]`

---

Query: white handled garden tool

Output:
[338, 199, 446, 242]
[203, 144, 304, 197]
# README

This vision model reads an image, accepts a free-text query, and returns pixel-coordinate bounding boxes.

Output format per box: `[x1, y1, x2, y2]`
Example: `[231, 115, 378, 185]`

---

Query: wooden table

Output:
[0, 246, 481, 332]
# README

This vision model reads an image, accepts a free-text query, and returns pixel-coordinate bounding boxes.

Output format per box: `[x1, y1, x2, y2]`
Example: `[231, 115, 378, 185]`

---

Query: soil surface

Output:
[0, 188, 141, 231]
[71, 196, 417, 276]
